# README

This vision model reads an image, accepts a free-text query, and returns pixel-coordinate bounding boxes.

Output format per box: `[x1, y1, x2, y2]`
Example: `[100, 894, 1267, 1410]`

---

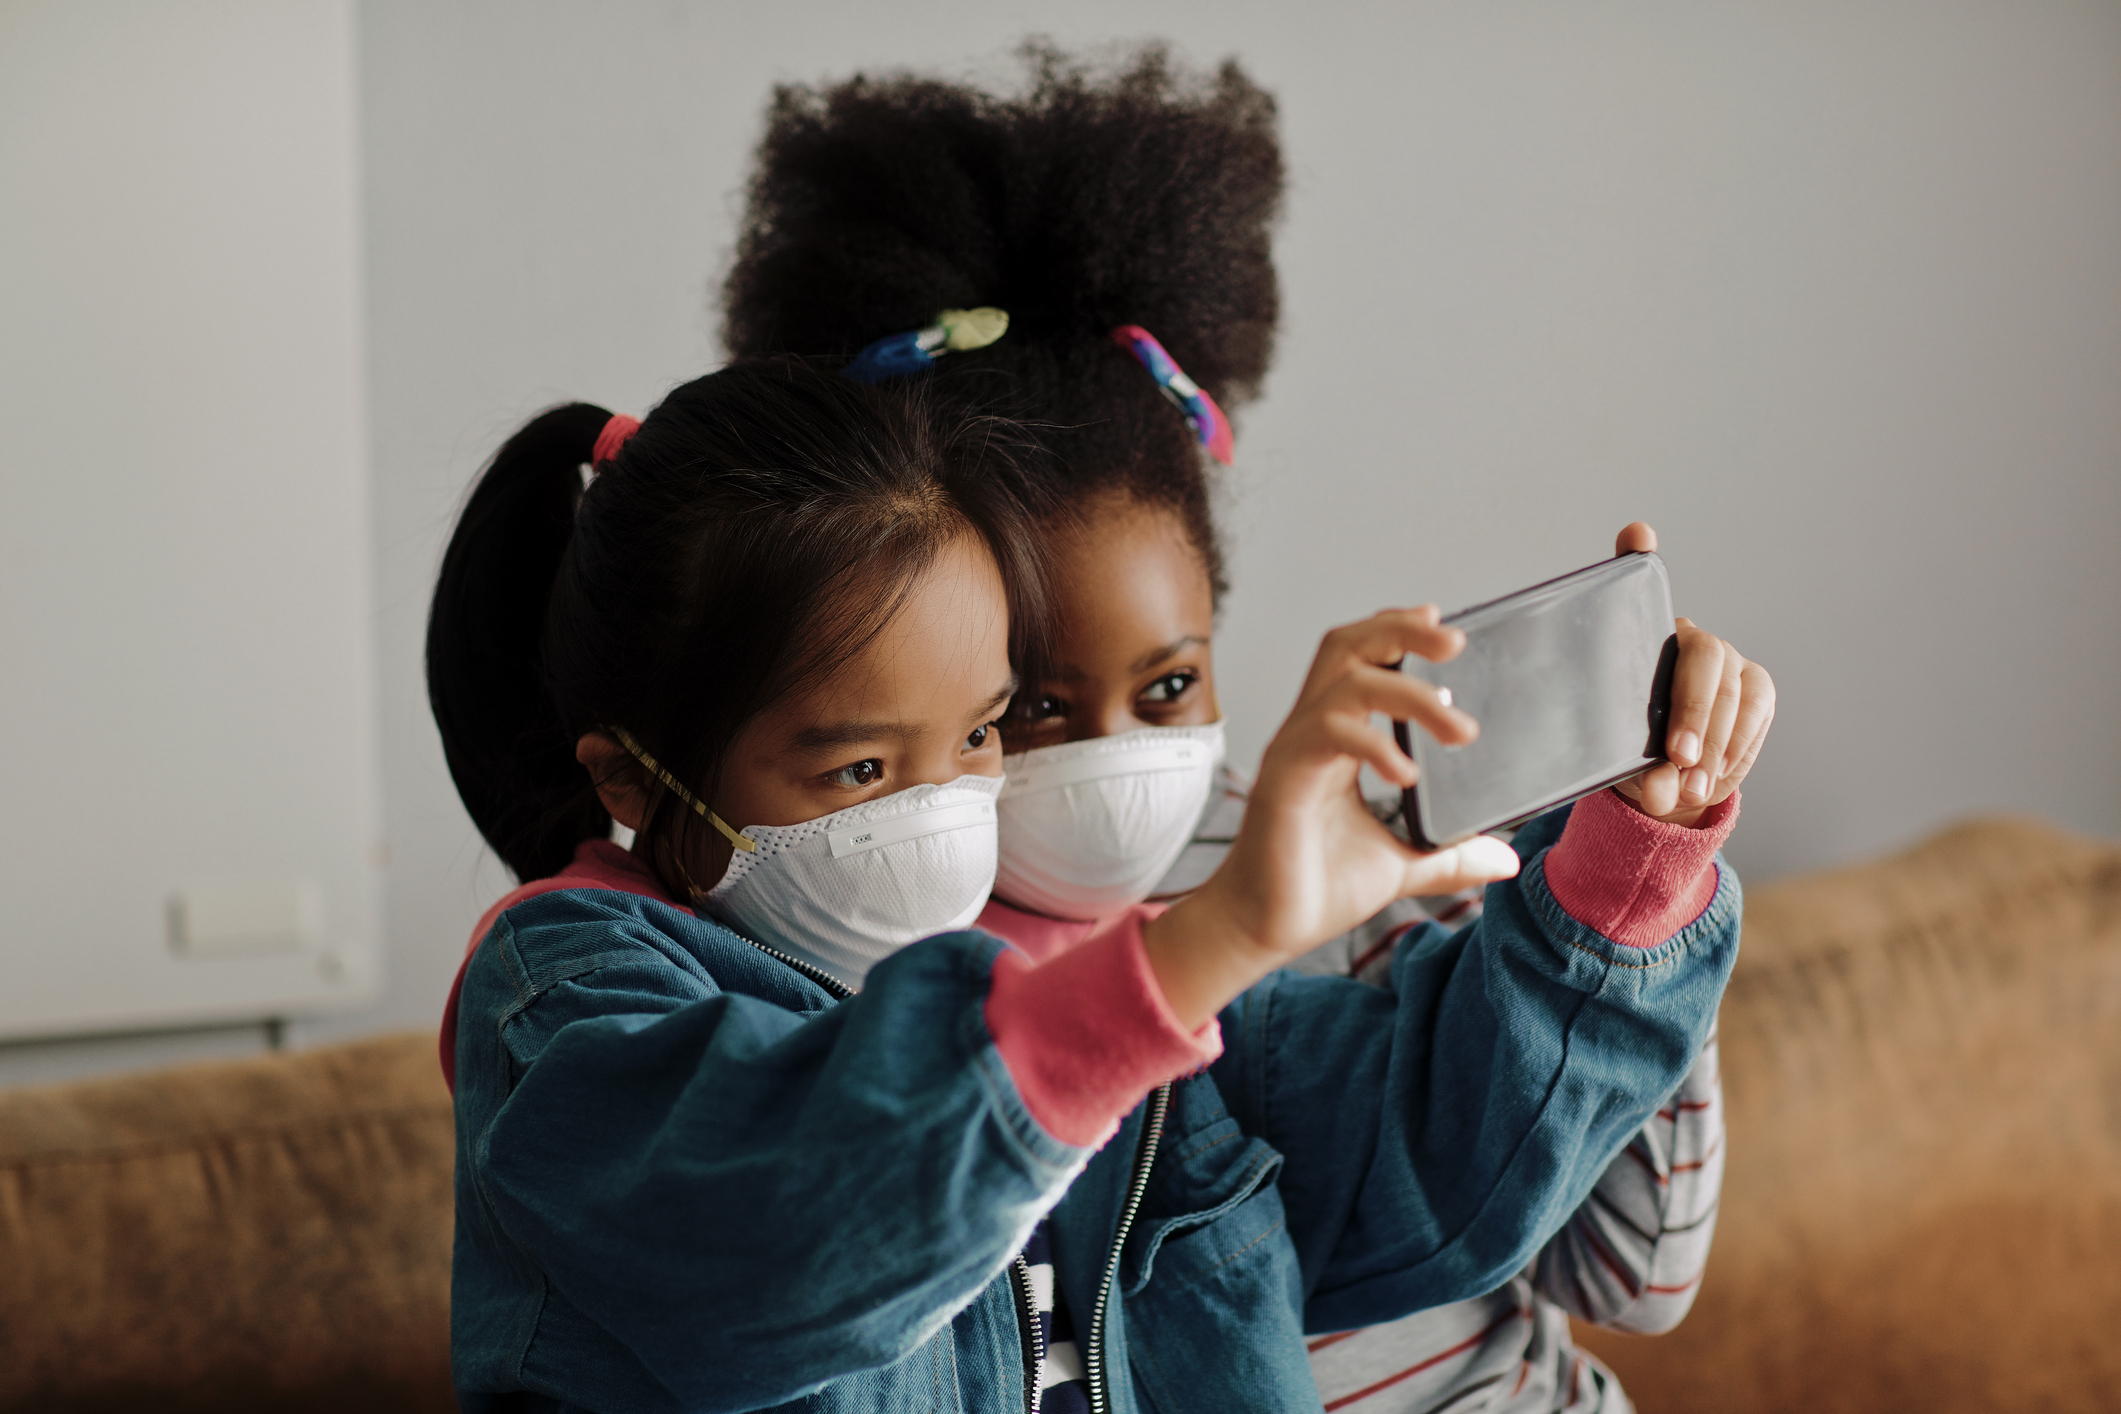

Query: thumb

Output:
[1404, 835, 1520, 896]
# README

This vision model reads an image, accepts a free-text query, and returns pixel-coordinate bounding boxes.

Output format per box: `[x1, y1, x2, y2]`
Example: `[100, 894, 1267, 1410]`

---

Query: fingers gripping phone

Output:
[1393, 552, 1679, 850]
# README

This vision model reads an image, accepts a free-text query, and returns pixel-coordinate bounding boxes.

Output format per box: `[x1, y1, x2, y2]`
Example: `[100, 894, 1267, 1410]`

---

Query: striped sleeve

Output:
[1527, 1030, 1725, 1333]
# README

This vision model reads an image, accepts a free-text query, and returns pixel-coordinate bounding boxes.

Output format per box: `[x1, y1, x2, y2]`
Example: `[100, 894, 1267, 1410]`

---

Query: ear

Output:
[575, 732, 649, 831]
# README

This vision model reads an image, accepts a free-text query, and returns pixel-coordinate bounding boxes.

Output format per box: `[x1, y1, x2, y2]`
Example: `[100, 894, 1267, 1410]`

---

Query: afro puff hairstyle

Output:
[721, 42, 1285, 604]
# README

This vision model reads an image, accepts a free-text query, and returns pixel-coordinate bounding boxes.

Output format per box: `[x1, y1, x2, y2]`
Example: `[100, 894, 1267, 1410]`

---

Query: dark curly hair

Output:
[721, 42, 1285, 604]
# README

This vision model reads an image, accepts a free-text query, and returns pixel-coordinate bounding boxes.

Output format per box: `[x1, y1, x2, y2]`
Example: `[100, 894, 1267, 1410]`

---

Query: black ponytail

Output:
[427, 403, 614, 882]
[426, 360, 1046, 887]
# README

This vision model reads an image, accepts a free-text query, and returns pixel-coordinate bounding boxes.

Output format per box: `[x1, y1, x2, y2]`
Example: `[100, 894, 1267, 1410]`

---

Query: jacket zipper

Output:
[1084, 1081, 1171, 1414]
[1010, 1251, 1046, 1414]
[735, 935, 852, 1000]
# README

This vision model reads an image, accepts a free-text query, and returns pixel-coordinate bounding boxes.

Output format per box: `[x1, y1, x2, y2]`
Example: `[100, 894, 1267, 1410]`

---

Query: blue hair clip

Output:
[841, 307, 1009, 384]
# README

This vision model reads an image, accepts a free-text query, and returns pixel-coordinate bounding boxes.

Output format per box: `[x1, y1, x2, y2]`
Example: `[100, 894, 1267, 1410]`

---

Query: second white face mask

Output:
[702, 774, 1003, 990]
[994, 721, 1225, 922]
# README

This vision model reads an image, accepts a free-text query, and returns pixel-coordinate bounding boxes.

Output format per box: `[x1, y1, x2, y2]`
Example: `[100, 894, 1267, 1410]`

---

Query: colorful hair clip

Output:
[840, 307, 1010, 384]
[1110, 325, 1234, 465]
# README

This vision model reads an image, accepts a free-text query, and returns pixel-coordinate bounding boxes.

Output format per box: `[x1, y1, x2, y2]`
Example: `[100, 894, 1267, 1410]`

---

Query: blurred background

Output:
[3, 0, 2117, 1073]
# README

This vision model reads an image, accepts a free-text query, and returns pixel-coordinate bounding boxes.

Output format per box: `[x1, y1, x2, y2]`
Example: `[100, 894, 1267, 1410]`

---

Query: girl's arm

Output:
[1528, 1032, 1726, 1332]
[1122, 573, 1765, 1323]
[452, 891, 1212, 1411]
[1211, 793, 1742, 1329]
[1302, 873, 1729, 1334]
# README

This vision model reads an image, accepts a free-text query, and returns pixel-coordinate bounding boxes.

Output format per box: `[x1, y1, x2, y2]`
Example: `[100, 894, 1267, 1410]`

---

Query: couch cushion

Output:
[0, 1031, 453, 1412]
[1575, 817, 2121, 1413]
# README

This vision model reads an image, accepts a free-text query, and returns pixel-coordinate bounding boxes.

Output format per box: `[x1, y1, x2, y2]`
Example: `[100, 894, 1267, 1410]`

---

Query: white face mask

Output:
[702, 774, 1003, 990]
[994, 721, 1225, 922]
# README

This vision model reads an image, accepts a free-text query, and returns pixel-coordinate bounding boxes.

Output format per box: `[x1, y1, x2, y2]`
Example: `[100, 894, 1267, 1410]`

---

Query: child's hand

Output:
[1608, 523, 1776, 829]
[1142, 608, 1522, 1028]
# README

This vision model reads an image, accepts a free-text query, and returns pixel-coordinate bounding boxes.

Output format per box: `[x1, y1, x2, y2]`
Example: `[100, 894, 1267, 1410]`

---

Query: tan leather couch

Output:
[0, 1034, 454, 1410]
[2, 818, 2116, 1411]
[1576, 817, 2121, 1411]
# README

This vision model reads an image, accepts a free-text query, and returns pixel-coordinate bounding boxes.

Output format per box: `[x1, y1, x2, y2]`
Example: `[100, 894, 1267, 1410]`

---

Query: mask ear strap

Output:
[608, 726, 757, 854]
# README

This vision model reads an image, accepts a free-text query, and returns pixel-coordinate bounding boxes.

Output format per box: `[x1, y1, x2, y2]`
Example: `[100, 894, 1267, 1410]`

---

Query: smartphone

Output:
[1393, 552, 1678, 850]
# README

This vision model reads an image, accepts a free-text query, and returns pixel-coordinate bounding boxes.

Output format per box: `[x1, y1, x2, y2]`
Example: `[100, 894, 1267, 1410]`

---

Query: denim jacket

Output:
[451, 806, 1740, 1412]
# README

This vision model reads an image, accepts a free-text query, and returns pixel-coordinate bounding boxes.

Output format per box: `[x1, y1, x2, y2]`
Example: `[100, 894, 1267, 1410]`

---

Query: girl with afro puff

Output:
[722, 45, 1769, 1414]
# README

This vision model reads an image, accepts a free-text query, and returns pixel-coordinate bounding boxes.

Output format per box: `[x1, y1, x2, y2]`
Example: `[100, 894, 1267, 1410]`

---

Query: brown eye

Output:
[827, 759, 883, 789]
[1139, 671, 1197, 705]
[965, 723, 993, 751]
[1016, 692, 1066, 721]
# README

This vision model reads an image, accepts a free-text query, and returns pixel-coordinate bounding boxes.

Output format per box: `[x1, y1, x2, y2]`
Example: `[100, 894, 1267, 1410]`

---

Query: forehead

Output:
[774, 531, 1012, 731]
[1049, 497, 1214, 648]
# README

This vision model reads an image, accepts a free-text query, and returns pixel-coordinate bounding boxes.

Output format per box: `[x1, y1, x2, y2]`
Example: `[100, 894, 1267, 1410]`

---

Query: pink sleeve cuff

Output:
[1542, 789, 1740, 949]
[984, 905, 1223, 1148]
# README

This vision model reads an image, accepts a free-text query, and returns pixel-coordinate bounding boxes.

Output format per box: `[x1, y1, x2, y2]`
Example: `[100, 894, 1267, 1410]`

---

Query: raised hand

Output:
[1609, 523, 1775, 828]
[1142, 607, 1521, 1028]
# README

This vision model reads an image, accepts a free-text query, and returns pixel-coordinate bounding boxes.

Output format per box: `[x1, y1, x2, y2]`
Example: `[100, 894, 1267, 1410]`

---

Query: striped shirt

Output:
[1020, 1220, 1089, 1413]
[1154, 766, 1727, 1413]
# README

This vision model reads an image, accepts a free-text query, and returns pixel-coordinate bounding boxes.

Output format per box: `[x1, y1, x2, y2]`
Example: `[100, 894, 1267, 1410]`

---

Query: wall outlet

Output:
[169, 884, 322, 959]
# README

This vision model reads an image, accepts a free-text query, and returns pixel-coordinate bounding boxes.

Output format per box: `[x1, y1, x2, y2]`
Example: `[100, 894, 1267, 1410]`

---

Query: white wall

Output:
[334, 0, 2121, 1045]
[0, 0, 382, 1079]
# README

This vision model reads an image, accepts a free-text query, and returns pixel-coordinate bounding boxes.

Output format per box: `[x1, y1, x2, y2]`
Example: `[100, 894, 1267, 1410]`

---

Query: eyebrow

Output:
[969, 677, 1019, 725]
[789, 719, 900, 754]
[1128, 635, 1209, 675]
[787, 676, 1018, 756]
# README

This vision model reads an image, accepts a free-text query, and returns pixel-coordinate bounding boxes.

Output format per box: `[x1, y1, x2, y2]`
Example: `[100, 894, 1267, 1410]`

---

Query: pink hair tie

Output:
[591, 413, 641, 467]
[1111, 325, 1235, 465]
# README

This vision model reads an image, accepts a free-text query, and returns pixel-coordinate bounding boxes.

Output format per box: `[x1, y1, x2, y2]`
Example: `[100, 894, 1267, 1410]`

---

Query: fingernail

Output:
[1672, 730, 1700, 765]
[1462, 836, 1520, 879]
[1686, 768, 1711, 801]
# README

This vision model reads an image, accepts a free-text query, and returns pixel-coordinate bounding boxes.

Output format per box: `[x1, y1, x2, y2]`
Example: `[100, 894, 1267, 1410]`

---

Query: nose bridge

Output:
[1075, 690, 1142, 744]
[909, 730, 1001, 786]
[908, 745, 963, 788]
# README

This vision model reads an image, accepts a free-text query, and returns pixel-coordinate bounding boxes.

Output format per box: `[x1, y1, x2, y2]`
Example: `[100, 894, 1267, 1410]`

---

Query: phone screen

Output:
[1396, 552, 1676, 848]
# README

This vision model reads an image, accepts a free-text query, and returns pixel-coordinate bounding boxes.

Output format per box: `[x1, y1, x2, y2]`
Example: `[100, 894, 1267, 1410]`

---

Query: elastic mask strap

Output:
[608, 726, 756, 854]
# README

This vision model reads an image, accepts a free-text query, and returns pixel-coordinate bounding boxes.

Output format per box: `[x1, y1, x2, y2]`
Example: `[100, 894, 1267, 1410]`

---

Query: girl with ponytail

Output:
[433, 357, 1530, 1412]
[723, 46, 1773, 1414]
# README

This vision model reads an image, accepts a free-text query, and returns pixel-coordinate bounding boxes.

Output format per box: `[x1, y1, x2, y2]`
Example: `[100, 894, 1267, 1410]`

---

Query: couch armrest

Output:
[0, 1031, 454, 1410]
